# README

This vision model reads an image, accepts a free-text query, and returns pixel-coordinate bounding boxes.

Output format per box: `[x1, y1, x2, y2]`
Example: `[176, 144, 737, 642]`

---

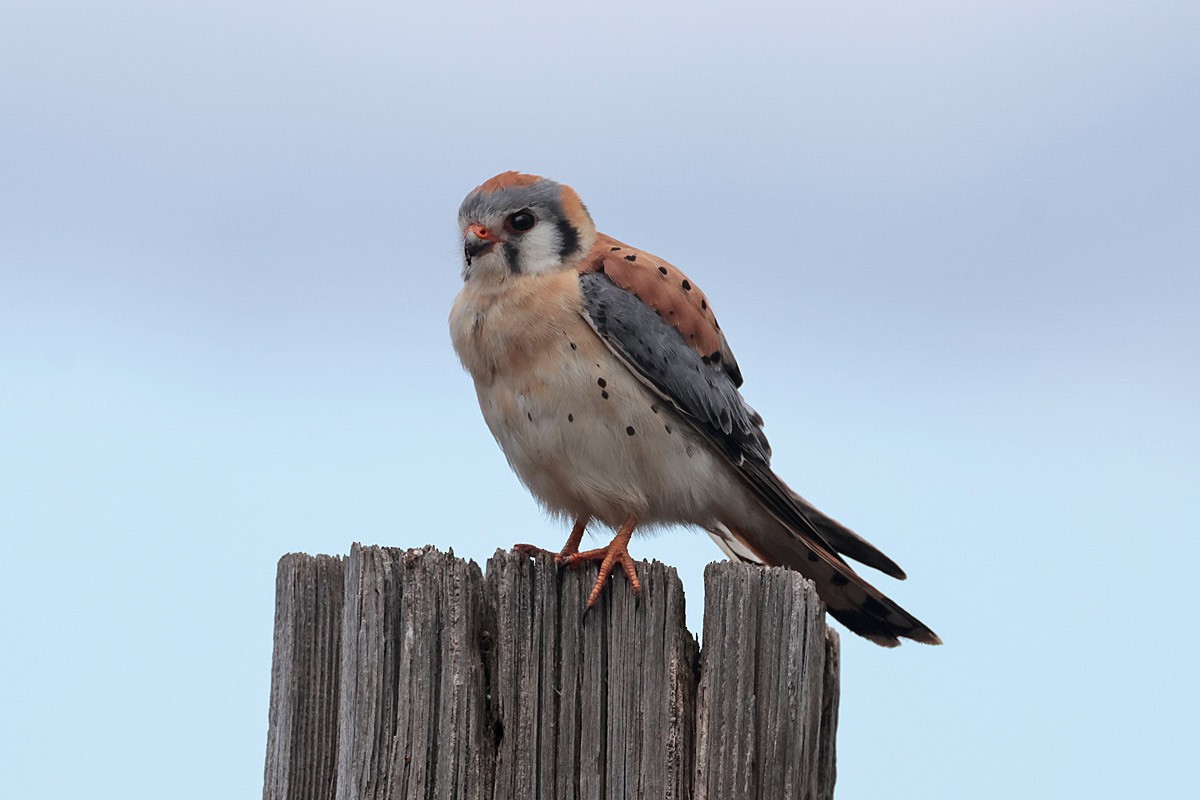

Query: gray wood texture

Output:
[263, 546, 839, 800]
[693, 562, 840, 800]
[335, 544, 493, 800]
[263, 553, 345, 800]
[485, 551, 698, 800]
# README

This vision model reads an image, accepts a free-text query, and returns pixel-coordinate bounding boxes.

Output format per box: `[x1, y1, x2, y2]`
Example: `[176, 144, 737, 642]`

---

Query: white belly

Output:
[475, 334, 732, 529]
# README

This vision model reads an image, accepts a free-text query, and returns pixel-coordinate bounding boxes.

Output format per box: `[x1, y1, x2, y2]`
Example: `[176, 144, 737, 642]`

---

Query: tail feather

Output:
[789, 491, 907, 580]
[706, 518, 941, 648]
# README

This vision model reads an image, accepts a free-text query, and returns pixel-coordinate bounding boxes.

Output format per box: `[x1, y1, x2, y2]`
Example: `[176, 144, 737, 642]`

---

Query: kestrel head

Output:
[458, 172, 597, 281]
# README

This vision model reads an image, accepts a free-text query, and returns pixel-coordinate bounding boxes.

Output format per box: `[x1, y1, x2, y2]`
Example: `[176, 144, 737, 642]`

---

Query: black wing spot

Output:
[664, 425, 672, 434]
[527, 412, 533, 422]
[568, 414, 574, 422]
[701, 299, 707, 310]
[570, 342, 577, 350]
[626, 426, 636, 436]
[681, 279, 691, 291]
[624, 254, 637, 261]
[658, 266, 668, 275]
[650, 404, 659, 414]
[601, 391, 609, 400]
[597, 378, 607, 388]
[831, 573, 850, 587]
[610, 246, 621, 251]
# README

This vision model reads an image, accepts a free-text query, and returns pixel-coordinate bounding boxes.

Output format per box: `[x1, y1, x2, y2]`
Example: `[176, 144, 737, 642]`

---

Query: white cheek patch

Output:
[514, 224, 565, 275]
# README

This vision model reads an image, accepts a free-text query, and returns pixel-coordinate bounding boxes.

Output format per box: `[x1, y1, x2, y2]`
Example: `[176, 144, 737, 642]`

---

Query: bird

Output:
[449, 171, 940, 647]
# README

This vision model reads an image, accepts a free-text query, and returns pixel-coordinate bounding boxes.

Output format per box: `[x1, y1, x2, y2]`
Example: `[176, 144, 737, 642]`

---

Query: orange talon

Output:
[563, 514, 640, 607]
[513, 542, 554, 558]
[514, 516, 590, 563]
[555, 516, 588, 563]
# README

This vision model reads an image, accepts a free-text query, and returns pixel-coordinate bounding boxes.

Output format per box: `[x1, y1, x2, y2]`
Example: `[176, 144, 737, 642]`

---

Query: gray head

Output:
[457, 172, 597, 281]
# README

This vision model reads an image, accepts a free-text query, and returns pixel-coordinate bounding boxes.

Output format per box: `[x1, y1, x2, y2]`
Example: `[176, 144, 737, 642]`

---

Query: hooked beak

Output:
[464, 223, 503, 263]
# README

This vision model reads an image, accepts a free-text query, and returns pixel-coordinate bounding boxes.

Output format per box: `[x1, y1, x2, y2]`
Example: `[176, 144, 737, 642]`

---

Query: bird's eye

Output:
[506, 210, 536, 232]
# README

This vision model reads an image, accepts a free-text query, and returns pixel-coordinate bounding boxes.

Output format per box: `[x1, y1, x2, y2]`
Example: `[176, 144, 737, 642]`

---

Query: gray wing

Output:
[578, 271, 770, 464]
[578, 271, 908, 581]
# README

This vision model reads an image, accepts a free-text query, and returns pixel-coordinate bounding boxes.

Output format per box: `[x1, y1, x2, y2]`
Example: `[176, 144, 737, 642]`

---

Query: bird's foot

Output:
[563, 515, 640, 608]
[513, 542, 558, 559]
[513, 516, 590, 565]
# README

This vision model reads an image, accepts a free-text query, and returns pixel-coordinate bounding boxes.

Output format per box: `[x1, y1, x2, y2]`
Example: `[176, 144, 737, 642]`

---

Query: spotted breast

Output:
[449, 267, 735, 530]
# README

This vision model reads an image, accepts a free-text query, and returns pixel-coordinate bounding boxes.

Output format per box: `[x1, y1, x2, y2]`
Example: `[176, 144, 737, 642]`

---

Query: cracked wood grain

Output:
[263, 547, 838, 800]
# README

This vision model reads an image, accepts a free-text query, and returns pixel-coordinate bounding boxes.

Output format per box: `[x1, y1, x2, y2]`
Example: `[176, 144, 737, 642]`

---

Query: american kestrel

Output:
[449, 171, 940, 647]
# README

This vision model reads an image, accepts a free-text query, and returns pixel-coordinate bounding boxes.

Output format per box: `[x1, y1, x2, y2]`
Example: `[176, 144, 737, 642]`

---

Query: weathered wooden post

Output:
[263, 545, 839, 800]
[694, 563, 839, 799]
[484, 551, 697, 799]
[263, 553, 344, 800]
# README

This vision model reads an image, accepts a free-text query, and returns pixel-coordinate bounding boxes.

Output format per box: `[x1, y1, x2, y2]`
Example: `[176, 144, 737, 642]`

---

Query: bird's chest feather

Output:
[449, 271, 580, 383]
[450, 270, 704, 521]
[450, 271, 629, 437]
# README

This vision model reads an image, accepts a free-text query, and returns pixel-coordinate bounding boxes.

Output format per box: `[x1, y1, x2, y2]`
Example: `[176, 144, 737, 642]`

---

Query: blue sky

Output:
[2, 2, 1197, 797]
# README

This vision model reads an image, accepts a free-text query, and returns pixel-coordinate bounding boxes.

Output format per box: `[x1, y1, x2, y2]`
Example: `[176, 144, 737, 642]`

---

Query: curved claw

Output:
[513, 543, 555, 558]
[563, 515, 640, 608]
[513, 517, 590, 565]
